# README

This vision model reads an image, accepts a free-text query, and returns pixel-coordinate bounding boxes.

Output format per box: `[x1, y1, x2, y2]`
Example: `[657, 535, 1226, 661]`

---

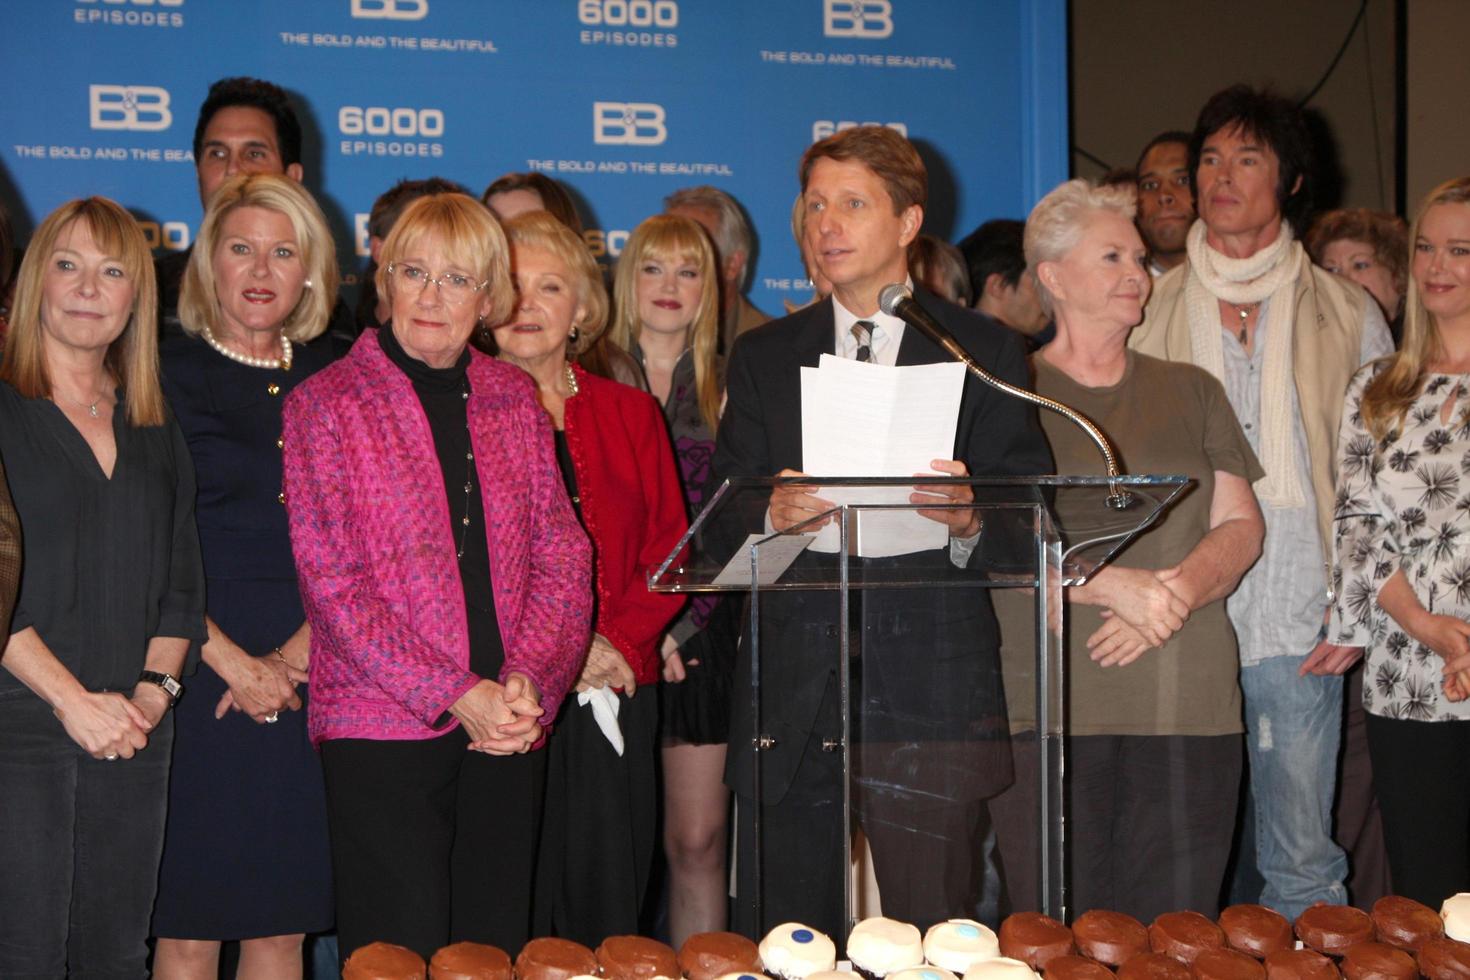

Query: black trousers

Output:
[1066, 734, 1241, 922]
[0, 688, 173, 980]
[320, 727, 543, 964]
[1365, 713, 1470, 908]
[533, 685, 659, 947]
[731, 723, 990, 945]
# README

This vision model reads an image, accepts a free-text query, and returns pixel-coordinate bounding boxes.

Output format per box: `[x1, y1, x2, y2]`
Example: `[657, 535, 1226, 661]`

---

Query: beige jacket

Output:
[1130, 260, 1372, 567]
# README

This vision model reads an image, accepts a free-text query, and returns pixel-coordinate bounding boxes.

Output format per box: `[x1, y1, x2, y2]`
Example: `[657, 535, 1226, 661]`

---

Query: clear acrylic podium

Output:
[649, 474, 1189, 933]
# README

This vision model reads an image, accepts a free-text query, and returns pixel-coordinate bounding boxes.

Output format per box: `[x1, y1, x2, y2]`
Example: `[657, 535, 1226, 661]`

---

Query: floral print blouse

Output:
[1333, 360, 1470, 721]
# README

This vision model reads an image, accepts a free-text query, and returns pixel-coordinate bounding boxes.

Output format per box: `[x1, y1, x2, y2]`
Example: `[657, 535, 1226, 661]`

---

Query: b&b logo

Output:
[350, 0, 428, 20]
[823, 0, 893, 38]
[593, 102, 667, 146]
[812, 120, 908, 142]
[89, 85, 172, 131]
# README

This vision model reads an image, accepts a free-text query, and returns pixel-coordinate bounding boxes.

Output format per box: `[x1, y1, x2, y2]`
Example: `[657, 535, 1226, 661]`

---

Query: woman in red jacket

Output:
[491, 210, 688, 944]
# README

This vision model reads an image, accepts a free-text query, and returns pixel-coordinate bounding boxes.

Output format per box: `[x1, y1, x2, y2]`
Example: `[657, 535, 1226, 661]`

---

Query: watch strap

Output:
[138, 670, 182, 704]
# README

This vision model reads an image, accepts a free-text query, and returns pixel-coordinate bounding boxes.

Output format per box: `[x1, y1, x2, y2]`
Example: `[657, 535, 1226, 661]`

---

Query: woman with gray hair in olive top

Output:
[997, 178, 1265, 921]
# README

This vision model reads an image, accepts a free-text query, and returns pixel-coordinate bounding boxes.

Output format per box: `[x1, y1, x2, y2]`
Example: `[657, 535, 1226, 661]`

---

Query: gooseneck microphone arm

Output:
[877, 283, 1132, 509]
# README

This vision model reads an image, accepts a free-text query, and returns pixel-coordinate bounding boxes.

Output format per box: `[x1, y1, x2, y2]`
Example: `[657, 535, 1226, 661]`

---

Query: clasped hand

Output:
[450, 673, 543, 755]
[55, 686, 162, 761]
[214, 648, 307, 723]
[576, 634, 637, 695]
[1086, 565, 1193, 667]
[1411, 613, 1470, 702]
[769, 460, 980, 537]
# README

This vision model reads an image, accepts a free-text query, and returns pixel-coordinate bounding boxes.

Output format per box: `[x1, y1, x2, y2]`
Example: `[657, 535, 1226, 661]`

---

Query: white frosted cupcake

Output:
[1442, 894, 1470, 942]
[848, 917, 925, 980]
[759, 924, 837, 980]
[925, 920, 1001, 974]
[962, 957, 1040, 980]
[890, 968, 959, 980]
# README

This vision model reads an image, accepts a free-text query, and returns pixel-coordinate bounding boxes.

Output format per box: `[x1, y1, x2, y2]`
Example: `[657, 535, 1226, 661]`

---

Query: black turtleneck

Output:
[378, 327, 504, 681]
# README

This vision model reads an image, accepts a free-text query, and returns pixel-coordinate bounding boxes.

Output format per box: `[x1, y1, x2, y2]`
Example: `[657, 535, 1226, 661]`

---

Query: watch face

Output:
[162, 676, 182, 697]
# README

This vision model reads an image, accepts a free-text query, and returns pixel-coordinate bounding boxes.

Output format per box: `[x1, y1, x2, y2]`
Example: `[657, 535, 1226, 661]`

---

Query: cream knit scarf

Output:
[1184, 219, 1308, 508]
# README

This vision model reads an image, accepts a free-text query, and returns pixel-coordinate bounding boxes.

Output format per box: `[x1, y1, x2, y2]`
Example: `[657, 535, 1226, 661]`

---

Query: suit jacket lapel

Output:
[894, 285, 945, 366]
[793, 298, 837, 366]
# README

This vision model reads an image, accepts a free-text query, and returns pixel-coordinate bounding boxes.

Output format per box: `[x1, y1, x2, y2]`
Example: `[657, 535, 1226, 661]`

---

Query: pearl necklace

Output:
[564, 363, 579, 397]
[201, 326, 293, 371]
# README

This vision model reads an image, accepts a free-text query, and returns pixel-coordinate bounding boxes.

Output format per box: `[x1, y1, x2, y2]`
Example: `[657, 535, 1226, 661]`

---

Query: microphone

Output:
[878, 283, 1131, 508]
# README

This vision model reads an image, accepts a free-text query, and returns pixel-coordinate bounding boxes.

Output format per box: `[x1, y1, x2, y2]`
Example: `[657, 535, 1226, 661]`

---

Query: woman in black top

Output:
[0, 197, 206, 979]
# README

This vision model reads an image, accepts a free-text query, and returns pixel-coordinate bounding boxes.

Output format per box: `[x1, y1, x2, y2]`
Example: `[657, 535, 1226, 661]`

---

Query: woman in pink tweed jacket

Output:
[280, 193, 592, 963]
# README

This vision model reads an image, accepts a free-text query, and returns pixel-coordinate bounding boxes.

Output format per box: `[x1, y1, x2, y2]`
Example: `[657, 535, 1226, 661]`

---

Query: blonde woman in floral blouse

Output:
[1332, 175, 1470, 909]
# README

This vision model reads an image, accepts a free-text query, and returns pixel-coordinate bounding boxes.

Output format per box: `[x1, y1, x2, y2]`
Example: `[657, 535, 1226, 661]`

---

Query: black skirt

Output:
[659, 597, 739, 746]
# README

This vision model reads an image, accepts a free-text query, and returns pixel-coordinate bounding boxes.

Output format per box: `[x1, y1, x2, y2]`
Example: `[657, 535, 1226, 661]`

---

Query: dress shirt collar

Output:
[831, 279, 911, 366]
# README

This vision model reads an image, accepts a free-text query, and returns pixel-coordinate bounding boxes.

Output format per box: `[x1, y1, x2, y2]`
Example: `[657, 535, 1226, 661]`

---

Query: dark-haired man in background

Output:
[956, 219, 1049, 343]
[1132, 84, 1391, 920]
[1134, 130, 1196, 276]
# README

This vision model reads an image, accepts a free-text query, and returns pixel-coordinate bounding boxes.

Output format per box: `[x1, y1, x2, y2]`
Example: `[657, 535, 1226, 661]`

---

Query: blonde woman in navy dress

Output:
[151, 175, 337, 979]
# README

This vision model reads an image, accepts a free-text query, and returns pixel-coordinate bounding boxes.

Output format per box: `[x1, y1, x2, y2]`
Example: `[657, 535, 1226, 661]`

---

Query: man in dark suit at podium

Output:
[713, 126, 1052, 939]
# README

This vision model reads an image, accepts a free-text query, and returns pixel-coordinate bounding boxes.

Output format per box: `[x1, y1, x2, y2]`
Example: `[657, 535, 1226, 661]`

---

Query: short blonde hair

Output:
[1024, 178, 1137, 314]
[610, 214, 722, 433]
[180, 174, 338, 343]
[376, 193, 513, 330]
[501, 210, 608, 355]
[0, 197, 164, 427]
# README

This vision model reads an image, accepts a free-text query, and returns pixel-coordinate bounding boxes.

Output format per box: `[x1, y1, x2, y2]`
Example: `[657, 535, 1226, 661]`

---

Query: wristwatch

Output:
[138, 670, 183, 705]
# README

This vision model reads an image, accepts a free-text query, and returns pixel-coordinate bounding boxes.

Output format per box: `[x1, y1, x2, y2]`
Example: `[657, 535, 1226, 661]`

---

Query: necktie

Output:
[852, 321, 874, 362]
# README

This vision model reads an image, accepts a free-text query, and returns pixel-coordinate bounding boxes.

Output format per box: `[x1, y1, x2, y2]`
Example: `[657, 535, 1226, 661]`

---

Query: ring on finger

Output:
[105, 753, 119, 761]
[264, 711, 279, 724]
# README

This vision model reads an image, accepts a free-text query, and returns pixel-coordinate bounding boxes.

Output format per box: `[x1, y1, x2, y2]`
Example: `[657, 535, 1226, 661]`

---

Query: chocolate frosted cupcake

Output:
[1419, 937, 1470, 980]
[596, 936, 678, 980]
[999, 913, 1076, 970]
[1191, 948, 1265, 980]
[927, 920, 1002, 974]
[1118, 953, 1191, 980]
[679, 933, 761, 980]
[848, 917, 925, 980]
[1218, 906, 1294, 960]
[964, 956, 1043, 980]
[1338, 942, 1415, 980]
[1371, 895, 1443, 952]
[1295, 906, 1374, 957]
[343, 942, 428, 980]
[1150, 912, 1225, 965]
[1043, 954, 1115, 980]
[430, 942, 512, 980]
[515, 938, 600, 980]
[1263, 949, 1341, 980]
[758, 923, 836, 980]
[1073, 911, 1149, 968]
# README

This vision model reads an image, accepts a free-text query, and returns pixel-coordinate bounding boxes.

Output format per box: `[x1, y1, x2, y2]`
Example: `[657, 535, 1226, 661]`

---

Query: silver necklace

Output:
[201, 326, 293, 371]
[1227, 301, 1259, 346]
[63, 392, 104, 418]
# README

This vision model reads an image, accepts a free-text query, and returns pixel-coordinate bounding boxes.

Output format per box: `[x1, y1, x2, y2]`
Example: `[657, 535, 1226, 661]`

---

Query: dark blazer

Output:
[712, 286, 1053, 804]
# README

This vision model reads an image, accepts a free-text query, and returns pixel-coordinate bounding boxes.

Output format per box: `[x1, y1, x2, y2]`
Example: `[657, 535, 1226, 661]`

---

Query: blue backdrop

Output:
[1, 0, 1067, 314]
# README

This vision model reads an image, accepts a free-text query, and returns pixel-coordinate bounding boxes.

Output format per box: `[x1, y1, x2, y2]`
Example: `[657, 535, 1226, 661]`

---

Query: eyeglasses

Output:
[388, 263, 488, 304]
